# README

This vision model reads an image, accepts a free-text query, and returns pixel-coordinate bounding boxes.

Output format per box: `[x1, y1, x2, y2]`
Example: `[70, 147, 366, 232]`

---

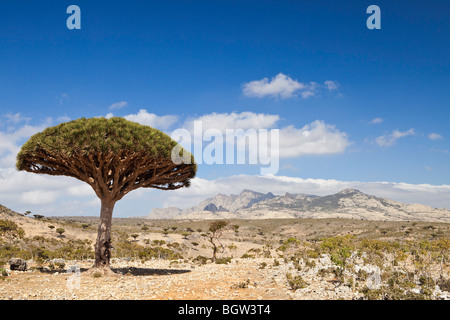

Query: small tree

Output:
[48, 225, 55, 230]
[17, 117, 196, 275]
[207, 220, 228, 262]
[182, 231, 190, 240]
[131, 233, 139, 241]
[56, 228, 65, 237]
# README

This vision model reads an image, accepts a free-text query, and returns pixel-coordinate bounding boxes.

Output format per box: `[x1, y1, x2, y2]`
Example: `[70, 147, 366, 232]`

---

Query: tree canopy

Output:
[16, 117, 196, 201]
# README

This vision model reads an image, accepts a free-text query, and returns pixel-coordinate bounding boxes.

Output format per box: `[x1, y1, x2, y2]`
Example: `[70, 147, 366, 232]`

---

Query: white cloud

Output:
[0, 121, 52, 167]
[160, 174, 450, 210]
[111, 109, 178, 130]
[242, 73, 340, 99]
[179, 112, 350, 158]
[428, 133, 443, 140]
[279, 121, 350, 157]
[370, 117, 383, 124]
[324, 80, 339, 91]
[21, 190, 59, 205]
[3, 113, 31, 125]
[108, 101, 128, 110]
[375, 129, 415, 147]
[242, 73, 304, 99]
[183, 112, 279, 133]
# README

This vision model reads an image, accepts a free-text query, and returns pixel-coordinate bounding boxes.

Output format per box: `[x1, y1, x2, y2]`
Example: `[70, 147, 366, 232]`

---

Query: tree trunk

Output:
[92, 199, 116, 275]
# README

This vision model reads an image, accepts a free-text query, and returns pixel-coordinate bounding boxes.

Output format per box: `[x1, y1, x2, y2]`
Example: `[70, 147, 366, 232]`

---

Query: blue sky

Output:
[0, 1, 449, 216]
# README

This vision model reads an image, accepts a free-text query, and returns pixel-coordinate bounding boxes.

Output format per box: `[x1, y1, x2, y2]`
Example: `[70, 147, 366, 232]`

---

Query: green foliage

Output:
[258, 262, 267, 269]
[0, 219, 25, 239]
[208, 220, 228, 233]
[192, 255, 209, 265]
[286, 273, 308, 290]
[131, 233, 139, 240]
[55, 228, 65, 236]
[17, 117, 193, 162]
[215, 257, 232, 264]
[111, 233, 182, 261]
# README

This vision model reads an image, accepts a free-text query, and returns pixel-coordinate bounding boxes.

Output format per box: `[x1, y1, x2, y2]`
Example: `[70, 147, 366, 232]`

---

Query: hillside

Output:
[149, 188, 450, 222]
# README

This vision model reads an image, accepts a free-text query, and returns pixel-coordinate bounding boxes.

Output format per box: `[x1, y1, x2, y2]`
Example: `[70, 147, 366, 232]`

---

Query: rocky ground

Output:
[0, 258, 291, 300]
[2, 256, 449, 300]
[2, 208, 450, 301]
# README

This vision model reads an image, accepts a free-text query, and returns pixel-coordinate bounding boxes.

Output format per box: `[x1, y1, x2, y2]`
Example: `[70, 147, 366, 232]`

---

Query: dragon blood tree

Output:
[16, 117, 196, 274]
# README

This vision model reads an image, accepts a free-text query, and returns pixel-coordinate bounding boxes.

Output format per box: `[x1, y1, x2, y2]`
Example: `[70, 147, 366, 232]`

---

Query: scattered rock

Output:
[8, 258, 27, 271]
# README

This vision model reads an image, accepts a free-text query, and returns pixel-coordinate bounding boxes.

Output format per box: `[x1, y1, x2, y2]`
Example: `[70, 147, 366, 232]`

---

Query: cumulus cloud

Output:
[0, 167, 96, 215]
[375, 129, 415, 147]
[242, 73, 340, 99]
[183, 112, 279, 133]
[179, 112, 350, 159]
[279, 121, 350, 158]
[0, 120, 52, 167]
[428, 133, 443, 140]
[242, 73, 304, 99]
[108, 109, 178, 130]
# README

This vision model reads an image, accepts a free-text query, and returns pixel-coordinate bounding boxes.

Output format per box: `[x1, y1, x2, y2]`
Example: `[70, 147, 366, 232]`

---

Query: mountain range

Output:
[148, 189, 450, 222]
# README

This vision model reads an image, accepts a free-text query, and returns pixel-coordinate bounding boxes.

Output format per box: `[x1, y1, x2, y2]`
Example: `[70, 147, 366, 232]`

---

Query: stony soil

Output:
[0, 258, 282, 300]
[0, 257, 370, 300]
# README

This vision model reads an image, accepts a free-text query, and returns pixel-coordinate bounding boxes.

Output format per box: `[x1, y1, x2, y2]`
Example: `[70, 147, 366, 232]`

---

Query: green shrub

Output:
[286, 273, 308, 290]
[215, 257, 232, 264]
[192, 255, 209, 265]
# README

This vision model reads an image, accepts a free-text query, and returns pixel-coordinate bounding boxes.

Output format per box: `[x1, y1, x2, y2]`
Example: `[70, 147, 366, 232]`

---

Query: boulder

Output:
[8, 258, 27, 271]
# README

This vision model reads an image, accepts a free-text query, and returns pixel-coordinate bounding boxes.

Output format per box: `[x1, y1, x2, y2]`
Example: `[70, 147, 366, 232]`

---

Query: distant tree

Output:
[81, 223, 90, 230]
[141, 226, 149, 232]
[56, 228, 65, 237]
[24, 211, 31, 216]
[48, 225, 55, 230]
[207, 220, 229, 262]
[182, 231, 190, 240]
[131, 233, 139, 241]
[16, 117, 196, 275]
[33, 214, 44, 220]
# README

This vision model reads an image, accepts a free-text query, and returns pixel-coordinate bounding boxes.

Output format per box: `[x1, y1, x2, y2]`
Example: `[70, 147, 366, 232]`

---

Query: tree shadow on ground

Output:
[35, 266, 191, 276]
[111, 267, 192, 276]
[36, 267, 90, 274]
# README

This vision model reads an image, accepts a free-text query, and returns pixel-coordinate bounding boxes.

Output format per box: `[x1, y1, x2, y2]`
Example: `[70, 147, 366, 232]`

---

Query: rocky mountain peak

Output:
[337, 188, 363, 195]
[148, 188, 450, 223]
